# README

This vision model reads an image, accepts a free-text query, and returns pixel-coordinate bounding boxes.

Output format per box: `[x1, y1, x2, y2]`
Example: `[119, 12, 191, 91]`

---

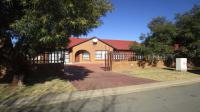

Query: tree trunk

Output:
[11, 74, 18, 86]
[11, 74, 24, 86]
[18, 75, 24, 86]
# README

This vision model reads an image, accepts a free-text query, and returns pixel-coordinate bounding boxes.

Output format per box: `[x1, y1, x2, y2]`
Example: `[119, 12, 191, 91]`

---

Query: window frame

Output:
[82, 51, 90, 60]
[95, 50, 107, 60]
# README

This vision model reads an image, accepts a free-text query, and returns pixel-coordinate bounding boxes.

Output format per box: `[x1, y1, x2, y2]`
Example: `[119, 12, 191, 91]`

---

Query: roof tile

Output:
[67, 37, 139, 50]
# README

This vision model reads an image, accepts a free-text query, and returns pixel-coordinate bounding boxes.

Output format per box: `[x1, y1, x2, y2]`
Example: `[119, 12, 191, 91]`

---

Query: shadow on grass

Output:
[0, 89, 118, 112]
[0, 63, 93, 86]
[162, 68, 175, 71]
[162, 67, 200, 75]
[188, 70, 200, 75]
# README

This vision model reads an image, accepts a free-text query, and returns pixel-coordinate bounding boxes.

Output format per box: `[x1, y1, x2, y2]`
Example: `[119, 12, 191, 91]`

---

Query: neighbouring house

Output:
[64, 37, 139, 64]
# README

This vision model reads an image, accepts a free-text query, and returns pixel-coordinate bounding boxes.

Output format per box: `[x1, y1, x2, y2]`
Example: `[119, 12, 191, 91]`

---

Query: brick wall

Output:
[70, 39, 113, 63]
[112, 61, 166, 72]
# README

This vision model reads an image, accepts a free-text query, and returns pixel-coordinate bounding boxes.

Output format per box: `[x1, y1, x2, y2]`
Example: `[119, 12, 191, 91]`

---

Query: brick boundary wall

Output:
[112, 61, 166, 72]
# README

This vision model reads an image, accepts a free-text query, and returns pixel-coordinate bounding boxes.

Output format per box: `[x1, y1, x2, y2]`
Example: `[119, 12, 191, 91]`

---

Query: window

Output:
[96, 51, 107, 60]
[82, 51, 89, 60]
[49, 51, 63, 63]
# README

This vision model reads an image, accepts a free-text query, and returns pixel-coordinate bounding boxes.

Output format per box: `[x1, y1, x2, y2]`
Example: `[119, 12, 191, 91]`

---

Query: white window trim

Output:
[95, 50, 107, 60]
[82, 52, 90, 60]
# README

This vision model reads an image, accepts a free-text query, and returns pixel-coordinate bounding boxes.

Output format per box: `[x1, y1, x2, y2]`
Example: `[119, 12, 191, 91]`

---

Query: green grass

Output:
[121, 67, 200, 81]
[0, 79, 76, 101]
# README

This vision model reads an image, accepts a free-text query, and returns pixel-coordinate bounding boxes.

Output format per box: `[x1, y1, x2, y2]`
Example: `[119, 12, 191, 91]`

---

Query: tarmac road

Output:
[2, 82, 200, 112]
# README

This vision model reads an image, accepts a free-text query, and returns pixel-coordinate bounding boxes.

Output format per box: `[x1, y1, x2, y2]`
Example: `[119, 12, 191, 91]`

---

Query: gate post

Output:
[105, 52, 107, 71]
[104, 51, 113, 71]
[110, 51, 112, 71]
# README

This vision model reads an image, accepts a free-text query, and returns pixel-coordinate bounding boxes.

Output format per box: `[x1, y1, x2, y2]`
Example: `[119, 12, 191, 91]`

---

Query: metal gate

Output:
[104, 51, 137, 71]
[105, 51, 112, 71]
[104, 51, 165, 71]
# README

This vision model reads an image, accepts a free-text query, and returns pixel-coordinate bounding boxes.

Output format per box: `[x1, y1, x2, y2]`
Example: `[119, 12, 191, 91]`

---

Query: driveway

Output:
[65, 64, 157, 91]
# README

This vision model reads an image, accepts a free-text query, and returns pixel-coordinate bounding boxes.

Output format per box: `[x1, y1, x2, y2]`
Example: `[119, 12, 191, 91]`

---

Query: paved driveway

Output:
[65, 64, 157, 91]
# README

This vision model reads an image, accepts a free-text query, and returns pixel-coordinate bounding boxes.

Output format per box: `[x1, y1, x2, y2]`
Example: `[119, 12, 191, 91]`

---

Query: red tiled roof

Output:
[67, 37, 139, 50]
[101, 39, 138, 50]
[67, 37, 88, 48]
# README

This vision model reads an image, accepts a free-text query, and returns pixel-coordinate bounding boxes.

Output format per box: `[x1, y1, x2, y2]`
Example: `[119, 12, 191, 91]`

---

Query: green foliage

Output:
[1, 0, 112, 54]
[132, 5, 200, 62]
[164, 54, 175, 67]
[139, 33, 146, 41]
[131, 45, 161, 66]
[2, 0, 112, 55]
[148, 16, 177, 45]
[0, 0, 113, 84]
[132, 17, 175, 56]
[131, 45, 152, 55]
[175, 5, 200, 58]
[144, 37, 174, 55]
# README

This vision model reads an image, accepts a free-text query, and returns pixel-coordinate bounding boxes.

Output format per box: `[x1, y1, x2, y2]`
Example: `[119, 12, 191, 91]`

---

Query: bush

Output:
[164, 54, 175, 67]
[191, 58, 200, 67]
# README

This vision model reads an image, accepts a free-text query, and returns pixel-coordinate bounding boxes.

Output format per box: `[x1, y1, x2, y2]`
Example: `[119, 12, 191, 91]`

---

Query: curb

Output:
[64, 78, 200, 100]
[1, 78, 200, 108]
[45, 78, 200, 105]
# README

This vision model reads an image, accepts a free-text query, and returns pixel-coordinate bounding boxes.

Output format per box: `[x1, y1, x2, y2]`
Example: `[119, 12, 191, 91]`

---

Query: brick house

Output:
[64, 37, 139, 64]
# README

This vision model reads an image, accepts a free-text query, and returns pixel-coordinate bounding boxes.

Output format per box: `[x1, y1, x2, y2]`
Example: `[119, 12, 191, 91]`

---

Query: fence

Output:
[28, 50, 65, 64]
[105, 51, 165, 71]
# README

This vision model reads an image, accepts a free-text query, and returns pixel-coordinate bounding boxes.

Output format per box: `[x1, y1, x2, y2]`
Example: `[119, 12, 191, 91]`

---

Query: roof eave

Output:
[67, 37, 117, 49]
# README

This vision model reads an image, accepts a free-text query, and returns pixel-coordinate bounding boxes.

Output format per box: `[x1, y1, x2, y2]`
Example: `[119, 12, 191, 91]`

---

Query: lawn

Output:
[0, 78, 76, 104]
[120, 67, 200, 81]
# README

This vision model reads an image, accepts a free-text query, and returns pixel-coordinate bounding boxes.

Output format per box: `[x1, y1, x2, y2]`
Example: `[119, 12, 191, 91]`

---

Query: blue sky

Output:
[81, 0, 200, 42]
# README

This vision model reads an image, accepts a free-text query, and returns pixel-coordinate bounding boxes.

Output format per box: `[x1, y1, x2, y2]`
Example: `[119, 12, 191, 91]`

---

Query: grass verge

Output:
[0, 78, 76, 102]
[120, 67, 200, 81]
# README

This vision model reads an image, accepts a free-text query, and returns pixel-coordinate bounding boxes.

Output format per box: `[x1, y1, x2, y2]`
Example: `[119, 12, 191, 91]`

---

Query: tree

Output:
[132, 16, 176, 55]
[0, 0, 113, 85]
[175, 5, 200, 59]
[131, 5, 200, 66]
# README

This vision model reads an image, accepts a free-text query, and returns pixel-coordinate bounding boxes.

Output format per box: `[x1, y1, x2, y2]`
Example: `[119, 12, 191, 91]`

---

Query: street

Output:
[68, 82, 200, 112]
[1, 82, 200, 112]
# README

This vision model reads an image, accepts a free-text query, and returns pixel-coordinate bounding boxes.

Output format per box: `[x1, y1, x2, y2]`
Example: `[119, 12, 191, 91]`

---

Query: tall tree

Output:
[132, 16, 176, 55]
[175, 5, 200, 58]
[0, 0, 113, 85]
[131, 5, 200, 66]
